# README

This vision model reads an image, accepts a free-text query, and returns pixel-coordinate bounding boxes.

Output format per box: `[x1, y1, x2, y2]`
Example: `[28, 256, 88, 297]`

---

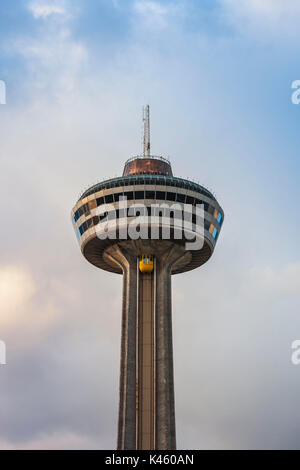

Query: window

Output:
[208, 205, 215, 215]
[166, 192, 176, 201]
[156, 191, 165, 200]
[194, 198, 202, 206]
[96, 197, 104, 206]
[145, 191, 155, 199]
[126, 191, 134, 200]
[135, 191, 145, 199]
[212, 227, 218, 239]
[83, 203, 90, 215]
[105, 194, 113, 204]
[217, 212, 222, 224]
[86, 218, 93, 229]
[176, 193, 186, 203]
[186, 196, 194, 205]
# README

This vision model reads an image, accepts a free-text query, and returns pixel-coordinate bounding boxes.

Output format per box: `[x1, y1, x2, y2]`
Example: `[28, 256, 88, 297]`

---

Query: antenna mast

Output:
[143, 105, 150, 157]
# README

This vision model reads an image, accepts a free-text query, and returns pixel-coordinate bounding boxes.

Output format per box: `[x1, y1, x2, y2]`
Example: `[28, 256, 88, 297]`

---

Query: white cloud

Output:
[133, 1, 184, 31]
[0, 264, 66, 346]
[0, 266, 36, 328]
[7, 3, 87, 102]
[246, 263, 300, 297]
[219, 0, 300, 38]
[29, 1, 67, 19]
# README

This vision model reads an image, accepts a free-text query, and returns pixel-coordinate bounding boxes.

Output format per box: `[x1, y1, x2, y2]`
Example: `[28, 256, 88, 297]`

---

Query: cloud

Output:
[0, 266, 36, 328]
[219, 0, 300, 39]
[0, 264, 64, 348]
[133, 0, 184, 31]
[6, 2, 87, 102]
[28, 1, 67, 19]
[245, 263, 300, 297]
[172, 258, 300, 449]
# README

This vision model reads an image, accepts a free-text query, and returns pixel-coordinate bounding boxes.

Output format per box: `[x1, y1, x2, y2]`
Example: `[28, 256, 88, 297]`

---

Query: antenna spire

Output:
[143, 105, 150, 157]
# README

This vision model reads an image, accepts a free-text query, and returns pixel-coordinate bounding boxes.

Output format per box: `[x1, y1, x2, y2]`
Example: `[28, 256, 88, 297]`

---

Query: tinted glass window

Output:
[126, 191, 134, 200]
[186, 196, 194, 205]
[135, 191, 145, 199]
[145, 191, 155, 199]
[156, 191, 165, 200]
[105, 194, 113, 204]
[176, 193, 186, 203]
[166, 192, 176, 201]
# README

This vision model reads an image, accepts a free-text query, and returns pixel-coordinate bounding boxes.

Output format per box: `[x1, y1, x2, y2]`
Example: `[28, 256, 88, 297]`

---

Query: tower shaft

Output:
[108, 245, 183, 450]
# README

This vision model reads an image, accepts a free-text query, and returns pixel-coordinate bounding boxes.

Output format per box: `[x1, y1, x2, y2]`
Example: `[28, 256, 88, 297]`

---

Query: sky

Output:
[0, 0, 300, 450]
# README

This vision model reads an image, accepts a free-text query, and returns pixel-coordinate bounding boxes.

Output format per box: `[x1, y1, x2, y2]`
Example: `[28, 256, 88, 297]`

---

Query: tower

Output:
[71, 106, 224, 450]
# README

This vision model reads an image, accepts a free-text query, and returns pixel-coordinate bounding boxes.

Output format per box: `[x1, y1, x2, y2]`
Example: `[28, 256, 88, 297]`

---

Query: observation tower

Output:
[71, 106, 224, 450]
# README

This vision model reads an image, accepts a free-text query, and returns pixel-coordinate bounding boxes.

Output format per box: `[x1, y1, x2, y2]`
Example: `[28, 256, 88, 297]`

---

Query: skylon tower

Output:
[72, 106, 224, 449]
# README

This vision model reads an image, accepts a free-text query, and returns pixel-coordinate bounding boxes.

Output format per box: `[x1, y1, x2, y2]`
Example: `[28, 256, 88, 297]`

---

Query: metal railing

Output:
[124, 155, 171, 165]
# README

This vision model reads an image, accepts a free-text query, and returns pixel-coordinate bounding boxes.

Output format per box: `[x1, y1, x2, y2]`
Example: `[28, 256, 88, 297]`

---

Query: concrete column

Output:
[106, 246, 137, 450]
[155, 246, 186, 450]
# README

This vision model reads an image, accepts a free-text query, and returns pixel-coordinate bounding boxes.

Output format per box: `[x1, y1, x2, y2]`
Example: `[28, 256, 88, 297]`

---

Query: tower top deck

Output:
[122, 155, 173, 177]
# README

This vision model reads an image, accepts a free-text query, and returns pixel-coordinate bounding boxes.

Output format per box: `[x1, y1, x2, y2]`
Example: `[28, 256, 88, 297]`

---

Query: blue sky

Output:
[0, 0, 300, 449]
